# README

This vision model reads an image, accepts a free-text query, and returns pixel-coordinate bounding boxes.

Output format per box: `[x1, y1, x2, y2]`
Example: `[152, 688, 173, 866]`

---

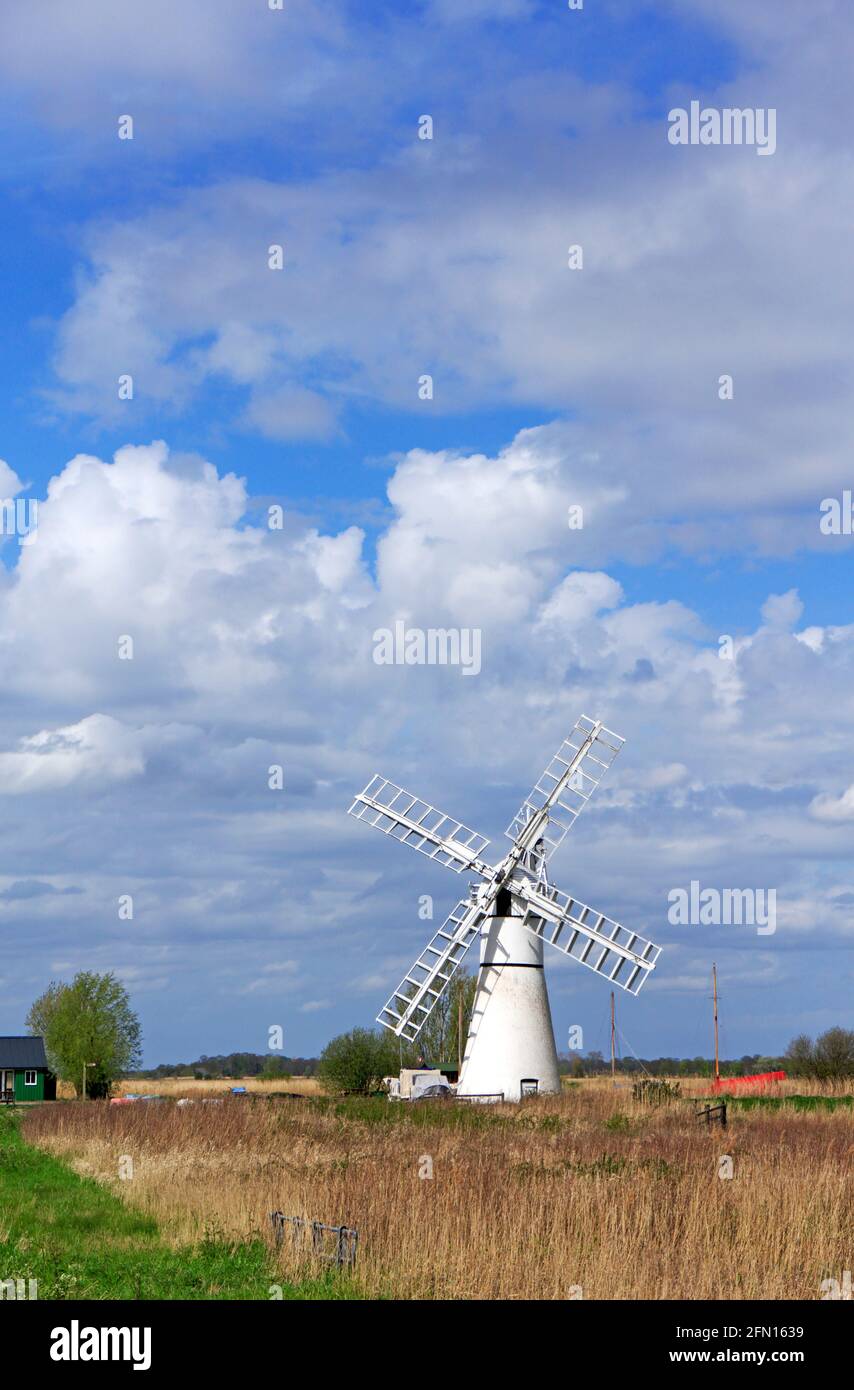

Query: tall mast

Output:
[712, 963, 720, 1083]
[610, 991, 616, 1086]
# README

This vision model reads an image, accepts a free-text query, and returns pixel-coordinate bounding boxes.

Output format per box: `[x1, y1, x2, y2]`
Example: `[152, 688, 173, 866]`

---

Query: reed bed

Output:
[23, 1081, 852, 1300]
[55, 1075, 323, 1101]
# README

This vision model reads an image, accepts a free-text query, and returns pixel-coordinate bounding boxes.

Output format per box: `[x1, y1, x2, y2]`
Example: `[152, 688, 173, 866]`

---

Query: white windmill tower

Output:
[348, 715, 661, 1102]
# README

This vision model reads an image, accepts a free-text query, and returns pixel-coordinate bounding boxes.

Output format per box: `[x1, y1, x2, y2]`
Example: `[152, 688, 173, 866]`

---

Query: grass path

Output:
[0, 1110, 360, 1300]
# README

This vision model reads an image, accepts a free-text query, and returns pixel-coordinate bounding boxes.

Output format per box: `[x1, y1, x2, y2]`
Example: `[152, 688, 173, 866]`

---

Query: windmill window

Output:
[24, 1071, 37, 1086]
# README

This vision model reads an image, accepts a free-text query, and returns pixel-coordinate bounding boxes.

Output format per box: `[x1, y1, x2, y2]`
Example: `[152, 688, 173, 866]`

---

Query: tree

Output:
[27, 972, 142, 1098]
[416, 968, 477, 1066]
[318, 1027, 403, 1095]
[784, 1028, 854, 1081]
[237, 1052, 260, 1077]
[784, 1035, 813, 1078]
[25, 981, 65, 1059]
[260, 1056, 291, 1081]
[813, 1027, 854, 1080]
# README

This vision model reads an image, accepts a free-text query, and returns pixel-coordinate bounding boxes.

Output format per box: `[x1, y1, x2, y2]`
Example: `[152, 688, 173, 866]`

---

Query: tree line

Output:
[317, 1022, 854, 1094]
[129, 1053, 318, 1080]
[558, 1028, 854, 1079]
[24, 967, 853, 1096]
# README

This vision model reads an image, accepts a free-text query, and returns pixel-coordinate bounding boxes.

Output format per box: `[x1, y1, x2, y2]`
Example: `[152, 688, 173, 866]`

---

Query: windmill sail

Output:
[349, 775, 490, 875]
[513, 879, 660, 995]
[376, 897, 483, 1040]
[505, 715, 624, 865]
[351, 713, 662, 1067]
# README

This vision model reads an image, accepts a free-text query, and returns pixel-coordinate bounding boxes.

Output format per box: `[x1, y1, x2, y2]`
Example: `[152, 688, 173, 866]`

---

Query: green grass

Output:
[702, 1094, 853, 1112]
[0, 1110, 364, 1300]
[511, 1151, 677, 1181]
[308, 1094, 515, 1129]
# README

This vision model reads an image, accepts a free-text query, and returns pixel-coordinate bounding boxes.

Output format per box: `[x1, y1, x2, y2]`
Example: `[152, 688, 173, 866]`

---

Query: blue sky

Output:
[0, 0, 852, 1066]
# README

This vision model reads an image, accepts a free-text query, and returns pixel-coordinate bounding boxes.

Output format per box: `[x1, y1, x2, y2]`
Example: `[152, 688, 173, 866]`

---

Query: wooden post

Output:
[610, 992, 616, 1086]
[712, 964, 720, 1084]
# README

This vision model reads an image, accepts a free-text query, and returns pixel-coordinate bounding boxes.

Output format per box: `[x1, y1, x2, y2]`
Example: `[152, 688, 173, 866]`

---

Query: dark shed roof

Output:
[0, 1036, 49, 1068]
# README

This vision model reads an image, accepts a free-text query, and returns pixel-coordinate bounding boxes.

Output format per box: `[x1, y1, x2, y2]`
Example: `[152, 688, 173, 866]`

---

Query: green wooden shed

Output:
[0, 1036, 56, 1102]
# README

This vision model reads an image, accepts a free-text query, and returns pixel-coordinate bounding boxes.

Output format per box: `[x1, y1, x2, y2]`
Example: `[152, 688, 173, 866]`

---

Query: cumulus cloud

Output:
[2, 1, 852, 1057]
[238, 962, 300, 996]
[760, 590, 804, 631]
[0, 714, 147, 794]
[0, 0, 359, 144]
[0, 434, 851, 1059]
[809, 787, 854, 822]
[0, 458, 24, 498]
[4, 2, 848, 572]
[38, 142, 854, 564]
[242, 386, 341, 443]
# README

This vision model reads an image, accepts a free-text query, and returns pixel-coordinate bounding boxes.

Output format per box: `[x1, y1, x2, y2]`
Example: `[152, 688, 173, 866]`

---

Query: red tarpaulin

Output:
[712, 1070, 786, 1092]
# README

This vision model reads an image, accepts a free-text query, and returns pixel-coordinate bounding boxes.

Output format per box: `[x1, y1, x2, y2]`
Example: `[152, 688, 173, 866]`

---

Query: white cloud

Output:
[0, 435, 851, 1065]
[13, 2, 851, 570]
[0, 459, 24, 498]
[3, 0, 853, 1056]
[647, 763, 689, 789]
[242, 386, 340, 443]
[760, 590, 804, 631]
[0, 0, 355, 141]
[238, 965, 300, 997]
[41, 133, 854, 560]
[2, 436, 850, 828]
[0, 714, 146, 793]
[809, 787, 854, 822]
[535, 573, 624, 630]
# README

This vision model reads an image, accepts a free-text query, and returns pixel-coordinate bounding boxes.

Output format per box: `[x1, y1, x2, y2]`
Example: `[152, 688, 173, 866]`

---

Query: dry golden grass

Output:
[115, 1075, 323, 1099]
[55, 1075, 322, 1101]
[52, 1073, 841, 1102]
[24, 1078, 853, 1300]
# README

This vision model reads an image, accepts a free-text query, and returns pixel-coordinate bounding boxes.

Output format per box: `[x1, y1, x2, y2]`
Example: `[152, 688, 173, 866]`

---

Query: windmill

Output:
[348, 715, 661, 1102]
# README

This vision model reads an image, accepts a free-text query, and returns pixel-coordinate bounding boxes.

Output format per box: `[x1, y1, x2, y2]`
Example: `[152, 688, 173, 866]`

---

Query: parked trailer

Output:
[384, 1068, 452, 1101]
